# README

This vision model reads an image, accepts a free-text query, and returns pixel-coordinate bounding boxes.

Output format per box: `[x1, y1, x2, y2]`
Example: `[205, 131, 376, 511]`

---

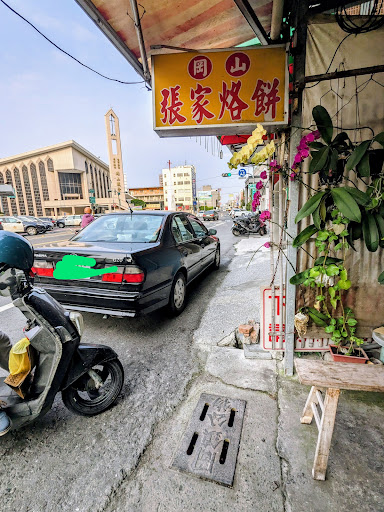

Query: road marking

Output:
[0, 303, 14, 313]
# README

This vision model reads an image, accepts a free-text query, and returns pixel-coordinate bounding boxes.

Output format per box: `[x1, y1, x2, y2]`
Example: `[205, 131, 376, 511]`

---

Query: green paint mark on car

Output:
[53, 254, 118, 280]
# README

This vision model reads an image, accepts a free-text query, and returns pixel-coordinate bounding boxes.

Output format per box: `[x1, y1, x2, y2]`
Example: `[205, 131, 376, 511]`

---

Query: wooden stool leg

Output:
[312, 388, 340, 481]
[300, 386, 318, 424]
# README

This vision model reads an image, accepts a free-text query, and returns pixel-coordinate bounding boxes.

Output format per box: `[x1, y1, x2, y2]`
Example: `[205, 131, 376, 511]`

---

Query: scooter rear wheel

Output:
[62, 359, 124, 416]
[232, 228, 241, 236]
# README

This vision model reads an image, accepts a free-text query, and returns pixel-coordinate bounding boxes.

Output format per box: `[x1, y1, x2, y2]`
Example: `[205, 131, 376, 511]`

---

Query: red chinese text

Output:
[160, 85, 186, 125]
[218, 80, 248, 121]
[251, 78, 281, 119]
[190, 83, 215, 124]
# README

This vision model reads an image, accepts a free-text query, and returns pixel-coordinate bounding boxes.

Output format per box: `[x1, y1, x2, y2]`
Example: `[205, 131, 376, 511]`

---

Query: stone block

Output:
[238, 324, 254, 335]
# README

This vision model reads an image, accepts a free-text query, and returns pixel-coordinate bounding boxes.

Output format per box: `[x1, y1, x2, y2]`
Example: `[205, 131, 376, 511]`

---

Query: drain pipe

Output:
[270, 0, 284, 41]
[129, 0, 151, 85]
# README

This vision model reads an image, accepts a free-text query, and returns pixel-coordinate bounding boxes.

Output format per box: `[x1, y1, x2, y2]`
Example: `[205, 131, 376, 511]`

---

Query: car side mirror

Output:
[208, 229, 217, 235]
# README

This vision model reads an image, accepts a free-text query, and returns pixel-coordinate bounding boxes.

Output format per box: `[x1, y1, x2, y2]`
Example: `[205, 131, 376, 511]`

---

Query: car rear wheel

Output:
[168, 271, 187, 316]
[57, 222, 65, 228]
[26, 226, 37, 236]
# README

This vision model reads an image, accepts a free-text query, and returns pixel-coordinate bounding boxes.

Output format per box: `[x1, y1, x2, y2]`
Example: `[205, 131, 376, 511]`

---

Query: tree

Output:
[131, 199, 146, 208]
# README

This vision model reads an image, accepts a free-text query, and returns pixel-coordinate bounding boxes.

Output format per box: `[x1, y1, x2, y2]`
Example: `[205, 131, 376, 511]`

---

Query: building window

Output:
[0, 172, 9, 215]
[59, 173, 83, 200]
[103, 173, 109, 198]
[99, 170, 104, 197]
[38, 161, 49, 200]
[22, 165, 34, 216]
[30, 163, 43, 216]
[90, 164, 95, 193]
[94, 167, 100, 198]
[109, 114, 116, 136]
[5, 170, 17, 215]
[47, 158, 54, 172]
[184, 180, 191, 184]
[13, 168, 26, 215]
[85, 161, 88, 174]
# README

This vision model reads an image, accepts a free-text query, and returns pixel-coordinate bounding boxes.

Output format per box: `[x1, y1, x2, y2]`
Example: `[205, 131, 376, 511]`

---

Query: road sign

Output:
[88, 189, 95, 194]
[238, 168, 247, 178]
[89, 197, 96, 204]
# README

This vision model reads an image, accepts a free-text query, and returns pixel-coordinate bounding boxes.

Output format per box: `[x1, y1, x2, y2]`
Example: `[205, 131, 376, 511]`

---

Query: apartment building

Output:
[128, 186, 164, 210]
[161, 165, 196, 211]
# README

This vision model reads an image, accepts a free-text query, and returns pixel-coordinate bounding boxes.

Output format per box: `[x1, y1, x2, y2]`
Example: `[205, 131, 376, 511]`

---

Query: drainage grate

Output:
[171, 393, 246, 486]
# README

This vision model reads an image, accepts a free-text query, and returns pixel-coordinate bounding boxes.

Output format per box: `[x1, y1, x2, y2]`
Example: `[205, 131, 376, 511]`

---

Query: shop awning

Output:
[75, 0, 274, 84]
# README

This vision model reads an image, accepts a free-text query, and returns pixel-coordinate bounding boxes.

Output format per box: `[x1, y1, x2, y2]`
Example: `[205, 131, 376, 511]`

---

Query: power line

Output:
[0, 0, 145, 85]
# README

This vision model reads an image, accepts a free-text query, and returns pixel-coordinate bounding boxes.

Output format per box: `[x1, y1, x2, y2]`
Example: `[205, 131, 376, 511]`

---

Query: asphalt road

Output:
[0, 215, 237, 512]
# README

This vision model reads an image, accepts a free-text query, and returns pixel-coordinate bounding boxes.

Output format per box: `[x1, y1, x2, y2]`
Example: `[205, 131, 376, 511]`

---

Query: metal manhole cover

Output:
[171, 393, 246, 486]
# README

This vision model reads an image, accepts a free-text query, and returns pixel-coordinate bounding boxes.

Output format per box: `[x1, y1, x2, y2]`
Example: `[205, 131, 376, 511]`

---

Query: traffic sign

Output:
[88, 189, 95, 194]
[238, 168, 247, 178]
[89, 197, 96, 204]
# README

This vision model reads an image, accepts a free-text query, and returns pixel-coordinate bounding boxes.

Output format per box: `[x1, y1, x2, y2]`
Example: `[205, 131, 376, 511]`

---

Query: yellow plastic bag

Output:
[9, 337, 31, 375]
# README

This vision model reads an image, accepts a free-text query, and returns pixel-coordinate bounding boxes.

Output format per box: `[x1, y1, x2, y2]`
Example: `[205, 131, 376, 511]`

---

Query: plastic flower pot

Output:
[328, 344, 369, 364]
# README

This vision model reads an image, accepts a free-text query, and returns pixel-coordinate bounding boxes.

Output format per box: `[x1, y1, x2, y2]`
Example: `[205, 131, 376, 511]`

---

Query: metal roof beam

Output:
[233, 0, 270, 45]
[74, 0, 148, 83]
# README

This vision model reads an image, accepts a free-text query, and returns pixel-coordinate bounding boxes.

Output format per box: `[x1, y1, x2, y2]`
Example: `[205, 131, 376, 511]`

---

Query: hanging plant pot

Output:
[328, 344, 368, 364]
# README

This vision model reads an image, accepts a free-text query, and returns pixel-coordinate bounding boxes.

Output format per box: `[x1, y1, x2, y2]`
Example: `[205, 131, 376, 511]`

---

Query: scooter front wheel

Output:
[232, 227, 241, 236]
[62, 359, 124, 416]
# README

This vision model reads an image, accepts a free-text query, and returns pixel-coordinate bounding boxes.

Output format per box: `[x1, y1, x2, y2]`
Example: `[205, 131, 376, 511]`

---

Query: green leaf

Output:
[374, 213, 384, 249]
[329, 148, 338, 171]
[374, 132, 384, 146]
[295, 191, 327, 223]
[309, 268, 320, 278]
[333, 330, 341, 337]
[329, 287, 336, 298]
[350, 222, 362, 240]
[345, 140, 371, 171]
[309, 146, 330, 173]
[341, 330, 348, 337]
[331, 188, 361, 223]
[312, 205, 321, 230]
[330, 298, 338, 309]
[289, 271, 307, 285]
[313, 105, 333, 144]
[292, 224, 318, 248]
[325, 325, 334, 333]
[378, 270, 384, 284]
[362, 214, 379, 252]
[356, 152, 370, 177]
[309, 141, 325, 149]
[347, 318, 358, 326]
[314, 256, 343, 265]
[308, 307, 328, 320]
[320, 198, 326, 221]
[330, 318, 336, 325]
[317, 230, 329, 241]
[332, 132, 349, 146]
[338, 280, 351, 290]
[316, 295, 325, 301]
[326, 264, 340, 276]
[343, 186, 370, 206]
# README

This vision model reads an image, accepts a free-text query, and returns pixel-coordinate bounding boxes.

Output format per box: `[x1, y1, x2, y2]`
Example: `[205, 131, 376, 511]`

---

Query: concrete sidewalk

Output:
[105, 236, 384, 512]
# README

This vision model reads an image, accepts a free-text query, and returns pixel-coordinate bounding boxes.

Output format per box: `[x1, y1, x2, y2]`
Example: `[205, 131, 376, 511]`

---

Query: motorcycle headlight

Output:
[69, 311, 84, 337]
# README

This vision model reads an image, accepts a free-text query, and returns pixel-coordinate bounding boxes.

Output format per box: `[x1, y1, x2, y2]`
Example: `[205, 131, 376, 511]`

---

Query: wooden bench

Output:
[295, 359, 384, 481]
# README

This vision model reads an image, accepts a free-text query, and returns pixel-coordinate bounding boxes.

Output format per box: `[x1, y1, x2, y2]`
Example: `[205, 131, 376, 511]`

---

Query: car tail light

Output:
[31, 260, 54, 277]
[102, 266, 144, 284]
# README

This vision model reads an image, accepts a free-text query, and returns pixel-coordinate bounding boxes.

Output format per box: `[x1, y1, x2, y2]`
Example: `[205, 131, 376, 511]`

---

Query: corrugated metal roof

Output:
[76, 0, 273, 79]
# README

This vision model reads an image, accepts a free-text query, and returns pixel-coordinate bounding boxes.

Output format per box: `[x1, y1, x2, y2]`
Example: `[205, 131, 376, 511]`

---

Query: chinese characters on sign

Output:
[153, 46, 287, 136]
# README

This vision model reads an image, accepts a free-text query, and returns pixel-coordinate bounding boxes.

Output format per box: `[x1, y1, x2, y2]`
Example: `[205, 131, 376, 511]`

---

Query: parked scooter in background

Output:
[0, 231, 124, 433]
[232, 213, 267, 237]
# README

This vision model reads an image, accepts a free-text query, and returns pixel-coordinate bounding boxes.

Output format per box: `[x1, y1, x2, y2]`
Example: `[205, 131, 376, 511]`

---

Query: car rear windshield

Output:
[72, 214, 165, 243]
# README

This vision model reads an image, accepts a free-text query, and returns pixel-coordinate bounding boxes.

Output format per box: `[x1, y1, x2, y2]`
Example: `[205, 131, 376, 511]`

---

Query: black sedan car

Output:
[32, 211, 220, 317]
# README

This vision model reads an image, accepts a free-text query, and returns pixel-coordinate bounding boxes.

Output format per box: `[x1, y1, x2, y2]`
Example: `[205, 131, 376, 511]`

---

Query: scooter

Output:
[0, 233, 124, 432]
[232, 215, 267, 237]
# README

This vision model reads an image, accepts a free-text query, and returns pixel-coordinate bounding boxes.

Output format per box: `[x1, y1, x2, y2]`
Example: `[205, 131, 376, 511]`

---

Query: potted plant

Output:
[289, 105, 384, 362]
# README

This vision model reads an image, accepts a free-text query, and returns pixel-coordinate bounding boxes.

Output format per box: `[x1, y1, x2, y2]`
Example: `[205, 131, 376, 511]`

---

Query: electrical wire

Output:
[0, 0, 145, 85]
[335, 1, 384, 34]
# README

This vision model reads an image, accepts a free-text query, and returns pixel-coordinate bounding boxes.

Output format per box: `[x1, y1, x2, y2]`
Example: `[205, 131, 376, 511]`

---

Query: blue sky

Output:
[0, 0, 245, 202]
